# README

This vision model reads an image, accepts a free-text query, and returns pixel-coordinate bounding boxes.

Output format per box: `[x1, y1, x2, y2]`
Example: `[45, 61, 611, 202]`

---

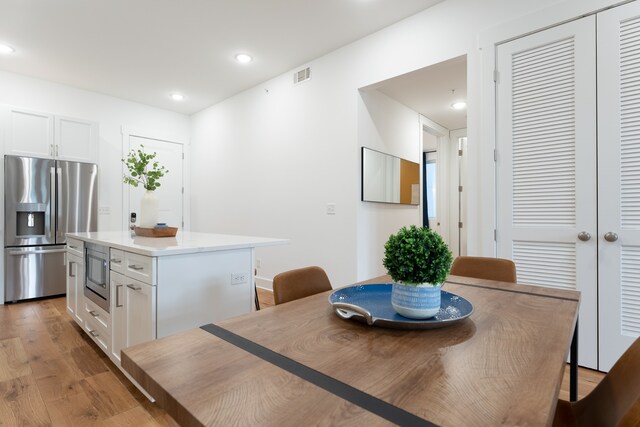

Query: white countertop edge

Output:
[67, 231, 289, 257]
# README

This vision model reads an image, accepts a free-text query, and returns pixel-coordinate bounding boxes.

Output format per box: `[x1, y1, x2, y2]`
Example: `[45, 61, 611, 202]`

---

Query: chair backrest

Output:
[272, 266, 332, 305]
[571, 336, 640, 426]
[449, 256, 517, 283]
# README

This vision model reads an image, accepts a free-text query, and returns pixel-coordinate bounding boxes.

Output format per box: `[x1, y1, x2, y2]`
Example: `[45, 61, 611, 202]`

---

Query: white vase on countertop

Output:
[139, 190, 159, 228]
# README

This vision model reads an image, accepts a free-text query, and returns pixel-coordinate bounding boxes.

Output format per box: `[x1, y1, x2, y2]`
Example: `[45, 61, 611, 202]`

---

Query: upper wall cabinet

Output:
[55, 115, 99, 163]
[2, 106, 98, 164]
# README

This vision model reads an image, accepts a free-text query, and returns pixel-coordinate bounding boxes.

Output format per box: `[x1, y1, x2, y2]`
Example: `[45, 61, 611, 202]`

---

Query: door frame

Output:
[121, 126, 190, 232]
[419, 116, 450, 244]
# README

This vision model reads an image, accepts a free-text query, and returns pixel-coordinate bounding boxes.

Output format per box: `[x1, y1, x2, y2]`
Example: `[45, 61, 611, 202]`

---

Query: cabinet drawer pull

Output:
[88, 330, 99, 338]
[126, 284, 142, 291]
[89, 310, 99, 317]
[116, 284, 123, 307]
[129, 264, 144, 271]
[69, 245, 78, 249]
[110, 258, 122, 264]
[68, 261, 76, 277]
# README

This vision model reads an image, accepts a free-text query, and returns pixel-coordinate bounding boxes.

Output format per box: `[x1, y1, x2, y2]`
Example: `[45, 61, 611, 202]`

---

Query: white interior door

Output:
[597, 1, 640, 371]
[127, 135, 184, 229]
[496, 16, 598, 368]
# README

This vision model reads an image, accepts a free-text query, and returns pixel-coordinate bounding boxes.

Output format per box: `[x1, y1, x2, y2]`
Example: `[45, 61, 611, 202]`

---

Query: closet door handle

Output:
[577, 232, 591, 242]
[604, 232, 618, 242]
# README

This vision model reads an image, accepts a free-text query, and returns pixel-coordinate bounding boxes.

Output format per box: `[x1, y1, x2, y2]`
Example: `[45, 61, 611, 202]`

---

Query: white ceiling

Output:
[0, 0, 444, 115]
[373, 55, 467, 130]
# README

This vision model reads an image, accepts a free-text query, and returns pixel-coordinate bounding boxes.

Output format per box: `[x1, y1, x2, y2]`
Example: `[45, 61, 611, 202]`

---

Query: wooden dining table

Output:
[121, 275, 580, 426]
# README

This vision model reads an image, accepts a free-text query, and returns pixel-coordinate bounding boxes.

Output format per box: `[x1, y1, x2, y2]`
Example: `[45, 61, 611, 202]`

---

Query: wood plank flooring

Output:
[0, 296, 179, 426]
[1, 290, 603, 426]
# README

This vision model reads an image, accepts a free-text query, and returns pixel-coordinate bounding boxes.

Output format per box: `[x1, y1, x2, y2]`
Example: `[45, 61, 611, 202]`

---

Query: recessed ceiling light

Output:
[0, 44, 15, 54]
[235, 53, 252, 64]
[170, 93, 184, 101]
[451, 101, 467, 110]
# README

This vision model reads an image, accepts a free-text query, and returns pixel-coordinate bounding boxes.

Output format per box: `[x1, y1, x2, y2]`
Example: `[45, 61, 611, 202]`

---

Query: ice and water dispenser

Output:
[16, 204, 47, 237]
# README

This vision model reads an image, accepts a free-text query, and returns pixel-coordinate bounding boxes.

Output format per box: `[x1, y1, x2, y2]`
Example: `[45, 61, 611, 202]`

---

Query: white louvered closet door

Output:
[598, 1, 640, 371]
[496, 17, 598, 368]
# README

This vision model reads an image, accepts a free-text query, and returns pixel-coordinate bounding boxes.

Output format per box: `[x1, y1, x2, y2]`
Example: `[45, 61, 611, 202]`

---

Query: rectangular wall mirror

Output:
[361, 147, 420, 205]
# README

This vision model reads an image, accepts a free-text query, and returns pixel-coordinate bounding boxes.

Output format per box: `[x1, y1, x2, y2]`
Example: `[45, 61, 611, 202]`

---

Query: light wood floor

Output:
[0, 290, 603, 426]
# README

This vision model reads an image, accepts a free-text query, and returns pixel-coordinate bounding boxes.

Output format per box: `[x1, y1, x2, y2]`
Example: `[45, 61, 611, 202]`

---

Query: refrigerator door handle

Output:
[50, 166, 56, 242]
[9, 248, 68, 256]
[57, 167, 62, 240]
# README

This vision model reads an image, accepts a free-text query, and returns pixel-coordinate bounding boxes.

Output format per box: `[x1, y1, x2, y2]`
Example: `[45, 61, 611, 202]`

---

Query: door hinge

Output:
[182, 220, 184, 228]
[494, 229, 497, 241]
[458, 148, 463, 156]
[493, 69, 499, 83]
[459, 222, 463, 229]
[181, 187, 184, 194]
[458, 185, 463, 193]
[182, 152, 184, 159]
[494, 149, 497, 162]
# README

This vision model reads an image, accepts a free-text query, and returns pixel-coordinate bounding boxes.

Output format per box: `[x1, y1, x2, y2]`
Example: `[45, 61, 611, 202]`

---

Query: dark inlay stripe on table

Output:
[201, 323, 437, 427]
[445, 279, 580, 302]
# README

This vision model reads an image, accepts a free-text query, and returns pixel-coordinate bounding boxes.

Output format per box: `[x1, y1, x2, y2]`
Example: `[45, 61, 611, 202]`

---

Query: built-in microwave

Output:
[84, 242, 110, 312]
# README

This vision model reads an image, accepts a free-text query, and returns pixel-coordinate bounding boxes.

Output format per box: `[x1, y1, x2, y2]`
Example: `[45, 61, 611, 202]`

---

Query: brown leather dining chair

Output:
[272, 266, 333, 305]
[553, 336, 640, 427]
[449, 256, 517, 283]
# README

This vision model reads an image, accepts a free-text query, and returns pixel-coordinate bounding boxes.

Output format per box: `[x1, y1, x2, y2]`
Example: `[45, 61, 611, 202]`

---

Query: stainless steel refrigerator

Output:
[4, 155, 98, 302]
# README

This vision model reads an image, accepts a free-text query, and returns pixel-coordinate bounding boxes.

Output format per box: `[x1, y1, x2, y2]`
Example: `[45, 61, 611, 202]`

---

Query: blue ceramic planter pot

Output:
[391, 283, 442, 319]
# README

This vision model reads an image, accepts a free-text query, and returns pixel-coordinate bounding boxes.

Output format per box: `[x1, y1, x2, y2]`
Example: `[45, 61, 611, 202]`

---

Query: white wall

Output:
[0, 70, 189, 303]
[357, 90, 421, 281]
[191, 0, 616, 288]
[188, 0, 575, 287]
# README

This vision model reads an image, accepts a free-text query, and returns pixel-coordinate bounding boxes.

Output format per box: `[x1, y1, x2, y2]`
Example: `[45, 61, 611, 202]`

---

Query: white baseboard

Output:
[255, 276, 273, 291]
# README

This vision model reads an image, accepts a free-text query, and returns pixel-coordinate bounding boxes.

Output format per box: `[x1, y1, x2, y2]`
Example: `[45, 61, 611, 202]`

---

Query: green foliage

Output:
[122, 145, 168, 191]
[383, 225, 453, 286]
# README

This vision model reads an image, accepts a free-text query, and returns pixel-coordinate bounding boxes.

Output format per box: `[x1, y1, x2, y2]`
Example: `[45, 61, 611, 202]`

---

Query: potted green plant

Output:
[122, 145, 168, 228]
[383, 225, 453, 319]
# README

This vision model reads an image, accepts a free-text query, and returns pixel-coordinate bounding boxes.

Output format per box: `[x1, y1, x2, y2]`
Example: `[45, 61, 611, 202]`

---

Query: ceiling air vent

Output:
[293, 67, 311, 85]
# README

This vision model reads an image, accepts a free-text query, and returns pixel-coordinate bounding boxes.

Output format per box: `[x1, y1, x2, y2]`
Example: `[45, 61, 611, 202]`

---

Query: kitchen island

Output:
[65, 230, 286, 397]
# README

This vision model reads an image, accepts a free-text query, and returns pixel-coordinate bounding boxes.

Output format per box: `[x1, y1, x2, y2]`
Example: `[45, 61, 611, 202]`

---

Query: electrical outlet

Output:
[327, 203, 336, 215]
[98, 206, 111, 215]
[231, 272, 249, 285]
[256, 258, 262, 269]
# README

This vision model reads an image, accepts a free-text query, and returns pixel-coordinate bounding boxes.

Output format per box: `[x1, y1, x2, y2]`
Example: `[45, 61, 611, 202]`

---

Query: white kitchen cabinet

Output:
[123, 252, 156, 285]
[3, 106, 54, 158]
[82, 296, 111, 353]
[67, 230, 286, 398]
[65, 252, 85, 326]
[110, 270, 156, 364]
[55, 115, 98, 163]
[125, 277, 156, 347]
[65, 237, 85, 325]
[110, 271, 125, 364]
[3, 105, 98, 163]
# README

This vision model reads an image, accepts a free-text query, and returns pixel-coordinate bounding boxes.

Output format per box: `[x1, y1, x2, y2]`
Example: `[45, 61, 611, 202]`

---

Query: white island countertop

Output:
[67, 231, 288, 256]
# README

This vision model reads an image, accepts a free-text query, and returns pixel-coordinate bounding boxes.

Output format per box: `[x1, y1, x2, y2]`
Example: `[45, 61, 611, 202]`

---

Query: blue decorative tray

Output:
[328, 284, 473, 330]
